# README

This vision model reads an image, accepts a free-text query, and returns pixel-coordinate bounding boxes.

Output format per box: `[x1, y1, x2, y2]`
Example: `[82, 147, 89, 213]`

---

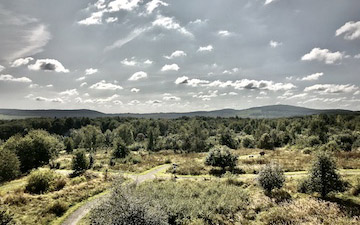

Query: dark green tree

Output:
[205, 146, 237, 170]
[72, 150, 89, 175]
[258, 163, 285, 194]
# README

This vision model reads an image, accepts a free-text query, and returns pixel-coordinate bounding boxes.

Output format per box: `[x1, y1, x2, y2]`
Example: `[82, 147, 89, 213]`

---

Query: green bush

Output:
[299, 152, 345, 198]
[205, 146, 238, 170]
[241, 135, 255, 148]
[72, 150, 89, 176]
[258, 133, 274, 150]
[112, 138, 129, 158]
[258, 163, 285, 194]
[25, 169, 64, 194]
[0, 149, 20, 183]
[47, 201, 68, 217]
[220, 128, 238, 149]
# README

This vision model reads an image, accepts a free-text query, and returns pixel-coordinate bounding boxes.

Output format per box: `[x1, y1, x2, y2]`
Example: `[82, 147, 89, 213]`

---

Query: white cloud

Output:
[0, 74, 32, 83]
[59, 89, 79, 96]
[78, 10, 105, 25]
[336, 21, 360, 40]
[11, 57, 34, 67]
[80, 82, 88, 87]
[193, 90, 218, 101]
[128, 100, 140, 105]
[129, 71, 148, 81]
[90, 80, 123, 90]
[106, 17, 118, 23]
[77, 76, 86, 81]
[298, 72, 324, 81]
[223, 68, 239, 75]
[131, 88, 140, 93]
[354, 54, 360, 59]
[218, 30, 231, 37]
[175, 76, 295, 91]
[152, 15, 192, 37]
[163, 93, 181, 101]
[28, 59, 69, 73]
[269, 40, 282, 48]
[304, 84, 358, 94]
[35, 96, 64, 103]
[301, 48, 344, 64]
[105, 27, 148, 51]
[85, 68, 98, 75]
[144, 59, 153, 64]
[161, 64, 180, 71]
[0, 65, 4, 72]
[197, 45, 213, 52]
[46, 84, 53, 88]
[108, 0, 142, 12]
[146, 100, 162, 105]
[121, 58, 137, 66]
[164, 50, 187, 59]
[264, 0, 279, 5]
[146, 0, 169, 14]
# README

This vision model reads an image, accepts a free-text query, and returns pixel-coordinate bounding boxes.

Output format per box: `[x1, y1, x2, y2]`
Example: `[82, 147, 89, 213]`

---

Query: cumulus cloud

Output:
[59, 89, 79, 96]
[193, 90, 218, 101]
[298, 72, 324, 81]
[90, 80, 123, 90]
[78, 10, 105, 25]
[146, 0, 169, 14]
[131, 88, 140, 93]
[35, 96, 64, 103]
[175, 76, 295, 91]
[164, 50, 186, 59]
[0, 74, 32, 83]
[264, 0, 279, 5]
[218, 30, 231, 37]
[269, 40, 282, 48]
[304, 84, 358, 94]
[161, 64, 180, 71]
[163, 93, 181, 101]
[301, 48, 344, 64]
[77, 77, 86, 81]
[223, 68, 239, 75]
[129, 71, 147, 81]
[11, 57, 34, 67]
[106, 17, 118, 23]
[85, 68, 98, 75]
[144, 59, 153, 64]
[0, 65, 4, 72]
[28, 59, 69, 73]
[108, 0, 142, 12]
[336, 21, 360, 40]
[197, 45, 213, 52]
[152, 15, 192, 37]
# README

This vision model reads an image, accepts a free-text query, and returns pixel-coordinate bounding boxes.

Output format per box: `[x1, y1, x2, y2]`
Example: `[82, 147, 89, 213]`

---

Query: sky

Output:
[0, 0, 359, 113]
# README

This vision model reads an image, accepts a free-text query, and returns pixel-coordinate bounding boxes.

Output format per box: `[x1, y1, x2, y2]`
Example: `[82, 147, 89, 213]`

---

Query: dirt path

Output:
[61, 164, 171, 225]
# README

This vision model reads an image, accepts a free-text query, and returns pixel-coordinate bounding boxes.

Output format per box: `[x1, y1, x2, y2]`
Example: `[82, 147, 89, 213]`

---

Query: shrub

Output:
[241, 135, 255, 148]
[300, 152, 345, 198]
[220, 128, 238, 149]
[258, 133, 274, 150]
[26, 169, 64, 194]
[205, 146, 238, 170]
[47, 201, 68, 216]
[64, 137, 74, 153]
[113, 138, 129, 158]
[350, 178, 360, 196]
[0, 149, 20, 183]
[72, 150, 89, 176]
[90, 184, 168, 225]
[258, 163, 285, 194]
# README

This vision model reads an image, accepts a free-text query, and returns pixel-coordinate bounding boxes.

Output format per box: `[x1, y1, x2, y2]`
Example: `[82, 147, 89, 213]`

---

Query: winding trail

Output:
[60, 164, 360, 225]
[61, 164, 171, 225]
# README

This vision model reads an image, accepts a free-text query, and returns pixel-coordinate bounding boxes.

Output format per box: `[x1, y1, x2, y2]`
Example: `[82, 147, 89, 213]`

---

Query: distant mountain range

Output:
[0, 105, 357, 120]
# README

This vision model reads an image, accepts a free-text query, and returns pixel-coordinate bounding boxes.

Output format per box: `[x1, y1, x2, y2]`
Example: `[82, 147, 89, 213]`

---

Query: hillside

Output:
[0, 105, 356, 120]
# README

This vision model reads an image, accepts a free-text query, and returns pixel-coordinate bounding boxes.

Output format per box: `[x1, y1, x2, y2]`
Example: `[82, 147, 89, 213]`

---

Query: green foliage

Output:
[112, 138, 129, 158]
[205, 146, 237, 170]
[0, 149, 20, 183]
[220, 128, 238, 149]
[47, 201, 68, 217]
[25, 169, 65, 194]
[77, 125, 105, 151]
[258, 163, 285, 194]
[72, 150, 89, 175]
[258, 133, 274, 150]
[3, 130, 62, 173]
[300, 152, 345, 197]
[64, 137, 74, 153]
[241, 135, 255, 148]
[113, 124, 134, 146]
[90, 184, 169, 225]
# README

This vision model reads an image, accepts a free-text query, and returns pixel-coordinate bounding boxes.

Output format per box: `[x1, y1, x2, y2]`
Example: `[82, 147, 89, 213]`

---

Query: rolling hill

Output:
[0, 105, 356, 120]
